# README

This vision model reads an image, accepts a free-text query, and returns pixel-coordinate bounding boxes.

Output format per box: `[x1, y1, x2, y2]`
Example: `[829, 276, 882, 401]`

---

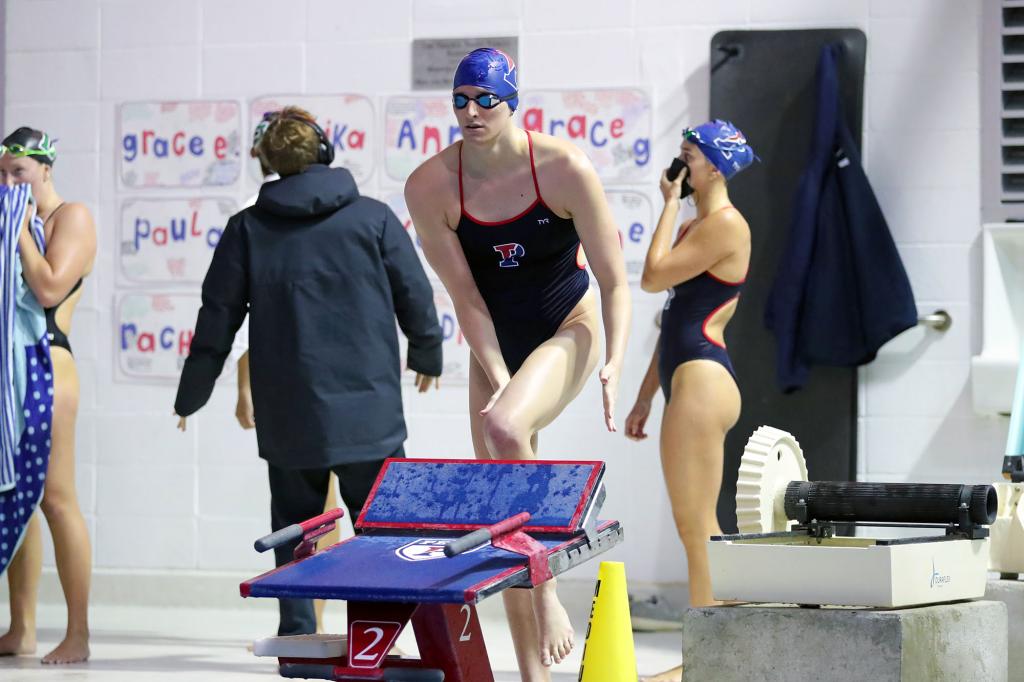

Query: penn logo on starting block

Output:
[395, 538, 484, 562]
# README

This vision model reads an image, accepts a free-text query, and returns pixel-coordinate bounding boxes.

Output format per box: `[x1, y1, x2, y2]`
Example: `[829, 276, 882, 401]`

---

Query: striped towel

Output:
[0, 184, 52, 574]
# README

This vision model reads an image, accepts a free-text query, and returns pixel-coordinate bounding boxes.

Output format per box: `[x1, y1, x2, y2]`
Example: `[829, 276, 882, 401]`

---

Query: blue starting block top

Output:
[356, 458, 604, 533]
[242, 459, 621, 605]
[241, 522, 619, 604]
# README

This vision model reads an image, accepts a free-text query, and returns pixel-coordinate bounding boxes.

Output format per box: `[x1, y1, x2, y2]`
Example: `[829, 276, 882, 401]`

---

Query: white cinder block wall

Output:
[2, 0, 994, 590]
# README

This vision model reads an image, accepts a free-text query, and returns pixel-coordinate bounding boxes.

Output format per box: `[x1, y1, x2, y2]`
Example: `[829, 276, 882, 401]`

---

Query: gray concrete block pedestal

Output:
[985, 579, 1024, 677]
[682, 601, 1007, 682]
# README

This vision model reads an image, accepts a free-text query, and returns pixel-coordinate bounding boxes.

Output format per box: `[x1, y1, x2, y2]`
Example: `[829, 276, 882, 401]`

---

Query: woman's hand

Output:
[659, 166, 685, 204]
[480, 380, 509, 416]
[235, 391, 256, 429]
[415, 373, 440, 393]
[599, 362, 620, 432]
[624, 398, 652, 441]
[174, 412, 187, 432]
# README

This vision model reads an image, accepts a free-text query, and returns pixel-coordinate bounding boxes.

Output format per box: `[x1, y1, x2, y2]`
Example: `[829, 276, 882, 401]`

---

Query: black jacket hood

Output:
[255, 165, 359, 218]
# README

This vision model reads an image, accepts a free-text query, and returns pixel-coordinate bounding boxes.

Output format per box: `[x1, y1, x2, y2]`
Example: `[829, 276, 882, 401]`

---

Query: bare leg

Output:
[0, 513, 42, 655]
[640, 361, 739, 682]
[39, 350, 90, 665]
[469, 296, 600, 677]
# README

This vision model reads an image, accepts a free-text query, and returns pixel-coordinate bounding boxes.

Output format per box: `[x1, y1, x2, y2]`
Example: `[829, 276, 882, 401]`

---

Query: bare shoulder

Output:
[405, 144, 460, 202]
[53, 202, 96, 236]
[532, 130, 598, 199]
[528, 132, 596, 186]
[704, 206, 750, 244]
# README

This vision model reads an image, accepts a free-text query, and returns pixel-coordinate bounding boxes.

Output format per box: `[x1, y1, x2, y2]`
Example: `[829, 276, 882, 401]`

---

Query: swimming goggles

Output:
[453, 92, 517, 110]
[0, 142, 56, 160]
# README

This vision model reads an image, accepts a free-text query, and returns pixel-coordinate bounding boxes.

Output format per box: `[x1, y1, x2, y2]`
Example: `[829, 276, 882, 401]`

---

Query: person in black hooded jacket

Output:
[173, 106, 442, 636]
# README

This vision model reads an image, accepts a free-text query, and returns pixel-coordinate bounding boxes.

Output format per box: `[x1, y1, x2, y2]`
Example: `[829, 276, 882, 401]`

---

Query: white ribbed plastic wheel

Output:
[735, 426, 809, 534]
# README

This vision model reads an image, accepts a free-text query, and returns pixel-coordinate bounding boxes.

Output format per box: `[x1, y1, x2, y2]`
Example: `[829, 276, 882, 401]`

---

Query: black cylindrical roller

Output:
[783, 482, 997, 525]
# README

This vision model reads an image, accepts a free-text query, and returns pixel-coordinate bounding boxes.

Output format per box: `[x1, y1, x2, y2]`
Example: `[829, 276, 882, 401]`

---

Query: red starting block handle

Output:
[253, 508, 344, 553]
[444, 511, 531, 557]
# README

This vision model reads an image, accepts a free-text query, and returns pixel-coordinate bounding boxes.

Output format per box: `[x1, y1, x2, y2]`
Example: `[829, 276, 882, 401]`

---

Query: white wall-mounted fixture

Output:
[972, 223, 1024, 414]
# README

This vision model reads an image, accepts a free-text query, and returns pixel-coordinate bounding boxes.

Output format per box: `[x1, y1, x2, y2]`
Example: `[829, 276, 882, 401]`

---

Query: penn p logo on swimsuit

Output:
[493, 242, 525, 268]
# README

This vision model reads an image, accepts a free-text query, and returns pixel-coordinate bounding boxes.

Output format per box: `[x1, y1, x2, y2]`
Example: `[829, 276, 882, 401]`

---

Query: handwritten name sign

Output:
[120, 197, 237, 285]
[120, 101, 241, 188]
[116, 292, 222, 382]
[606, 189, 655, 283]
[248, 95, 376, 184]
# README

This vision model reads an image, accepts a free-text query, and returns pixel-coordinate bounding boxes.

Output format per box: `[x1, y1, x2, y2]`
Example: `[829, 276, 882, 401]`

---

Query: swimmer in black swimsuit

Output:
[0, 126, 96, 665]
[625, 121, 756, 682]
[405, 49, 631, 676]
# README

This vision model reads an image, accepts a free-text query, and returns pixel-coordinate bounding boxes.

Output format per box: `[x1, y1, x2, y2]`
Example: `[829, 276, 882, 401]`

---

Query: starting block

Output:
[241, 458, 622, 681]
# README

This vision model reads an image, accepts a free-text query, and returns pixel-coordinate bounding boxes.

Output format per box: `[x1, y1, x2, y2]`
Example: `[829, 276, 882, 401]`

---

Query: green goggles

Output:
[0, 143, 55, 160]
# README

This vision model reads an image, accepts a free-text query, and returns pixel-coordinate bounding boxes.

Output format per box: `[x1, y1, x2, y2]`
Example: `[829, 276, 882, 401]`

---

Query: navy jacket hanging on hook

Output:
[764, 43, 917, 393]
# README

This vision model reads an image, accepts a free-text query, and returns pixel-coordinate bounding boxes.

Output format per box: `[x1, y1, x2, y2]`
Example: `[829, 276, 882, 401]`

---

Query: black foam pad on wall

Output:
[710, 29, 867, 533]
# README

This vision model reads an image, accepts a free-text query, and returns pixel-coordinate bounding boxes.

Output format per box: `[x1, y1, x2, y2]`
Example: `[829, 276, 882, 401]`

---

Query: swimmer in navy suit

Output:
[404, 48, 631, 677]
[625, 121, 756, 682]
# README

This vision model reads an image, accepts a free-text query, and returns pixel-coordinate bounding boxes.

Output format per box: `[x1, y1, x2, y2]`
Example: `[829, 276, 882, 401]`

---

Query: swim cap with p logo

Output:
[683, 119, 757, 180]
[453, 48, 518, 112]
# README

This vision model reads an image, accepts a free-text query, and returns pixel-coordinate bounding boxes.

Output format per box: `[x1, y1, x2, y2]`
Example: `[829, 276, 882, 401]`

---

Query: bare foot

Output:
[0, 628, 36, 656]
[533, 588, 574, 667]
[639, 664, 683, 682]
[41, 633, 89, 664]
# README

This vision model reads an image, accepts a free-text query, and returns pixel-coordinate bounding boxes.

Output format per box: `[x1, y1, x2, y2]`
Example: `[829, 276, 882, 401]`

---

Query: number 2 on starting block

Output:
[348, 620, 403, 668]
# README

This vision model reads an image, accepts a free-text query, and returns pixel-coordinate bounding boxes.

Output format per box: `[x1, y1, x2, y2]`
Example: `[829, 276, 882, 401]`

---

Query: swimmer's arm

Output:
[560, 152, 631, 370]
[635, 340, 661, 404]
[18, 203, 96, 307]
[641, 205, 742, 293]
[405, 174, 509, 388]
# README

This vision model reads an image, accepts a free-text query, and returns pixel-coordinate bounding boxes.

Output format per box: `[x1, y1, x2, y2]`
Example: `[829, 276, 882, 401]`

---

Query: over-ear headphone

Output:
[266, 113, 335, 166]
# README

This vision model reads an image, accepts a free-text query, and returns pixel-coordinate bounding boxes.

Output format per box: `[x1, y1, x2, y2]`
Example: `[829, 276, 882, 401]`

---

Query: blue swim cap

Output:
[683, 120, 757, 180]
[453, 48, 518, 112]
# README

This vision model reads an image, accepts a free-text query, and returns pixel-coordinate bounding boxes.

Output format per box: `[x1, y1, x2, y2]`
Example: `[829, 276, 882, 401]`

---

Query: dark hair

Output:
[2, 126, 56, 165]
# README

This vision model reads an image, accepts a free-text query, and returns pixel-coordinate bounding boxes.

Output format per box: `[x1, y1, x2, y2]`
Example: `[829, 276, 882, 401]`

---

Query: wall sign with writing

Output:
[383, 89, 652, 184]
[120, 101, 241, 188]
[115, 292, 229, 383]
[248, 95, 376, 185]
[119, 197, 237, 286]
[519, 89, 652, 183]
[384, 95, 462, 182]
[606, 190, 655, 284]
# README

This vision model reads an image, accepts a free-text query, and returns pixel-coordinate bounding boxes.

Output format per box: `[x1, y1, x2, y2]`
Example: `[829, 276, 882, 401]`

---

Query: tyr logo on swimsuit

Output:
[493, 243, 525, 268]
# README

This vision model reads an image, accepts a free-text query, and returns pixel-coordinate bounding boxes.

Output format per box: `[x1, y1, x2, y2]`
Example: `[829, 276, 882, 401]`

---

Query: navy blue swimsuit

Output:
[658, 210, 745, 400]
[456, 132, 590, 374]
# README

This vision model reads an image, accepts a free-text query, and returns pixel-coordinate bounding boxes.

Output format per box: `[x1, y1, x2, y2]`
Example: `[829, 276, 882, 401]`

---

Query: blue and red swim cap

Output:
[453, 48, 518, 112]
[683, 120, 757, 180]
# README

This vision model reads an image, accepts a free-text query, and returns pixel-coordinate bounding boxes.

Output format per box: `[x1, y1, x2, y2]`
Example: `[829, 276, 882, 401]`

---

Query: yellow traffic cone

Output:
[578, 561, 638, 681]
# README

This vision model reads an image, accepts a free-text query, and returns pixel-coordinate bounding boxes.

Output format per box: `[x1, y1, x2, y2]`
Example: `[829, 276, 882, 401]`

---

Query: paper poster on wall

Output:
[384, 95, 462, 182]
[116, 292, 219, 383]
[384, 89, 652, 184]
[248, 95, 376, 185]
[519, 89, 652, 183]
[119, 197, 237, 286]
[399, 288, 469, 386]
[381, 190, 438, 283]
[606, 190, 655, 284]
[119, 101, 241, 188]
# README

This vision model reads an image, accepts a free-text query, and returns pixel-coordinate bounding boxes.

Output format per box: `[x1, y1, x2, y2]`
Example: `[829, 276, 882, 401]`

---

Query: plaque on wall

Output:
[412, 37, 518, 90]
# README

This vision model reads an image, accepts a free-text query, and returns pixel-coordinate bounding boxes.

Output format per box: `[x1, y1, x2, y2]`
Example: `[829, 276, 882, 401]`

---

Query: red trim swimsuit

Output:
[658, 207, 745, 399]
[455, 132, 590, 374]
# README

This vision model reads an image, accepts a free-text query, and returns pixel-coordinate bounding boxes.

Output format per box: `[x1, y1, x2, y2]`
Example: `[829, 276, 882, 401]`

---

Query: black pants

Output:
[267, 447, 402, 636]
